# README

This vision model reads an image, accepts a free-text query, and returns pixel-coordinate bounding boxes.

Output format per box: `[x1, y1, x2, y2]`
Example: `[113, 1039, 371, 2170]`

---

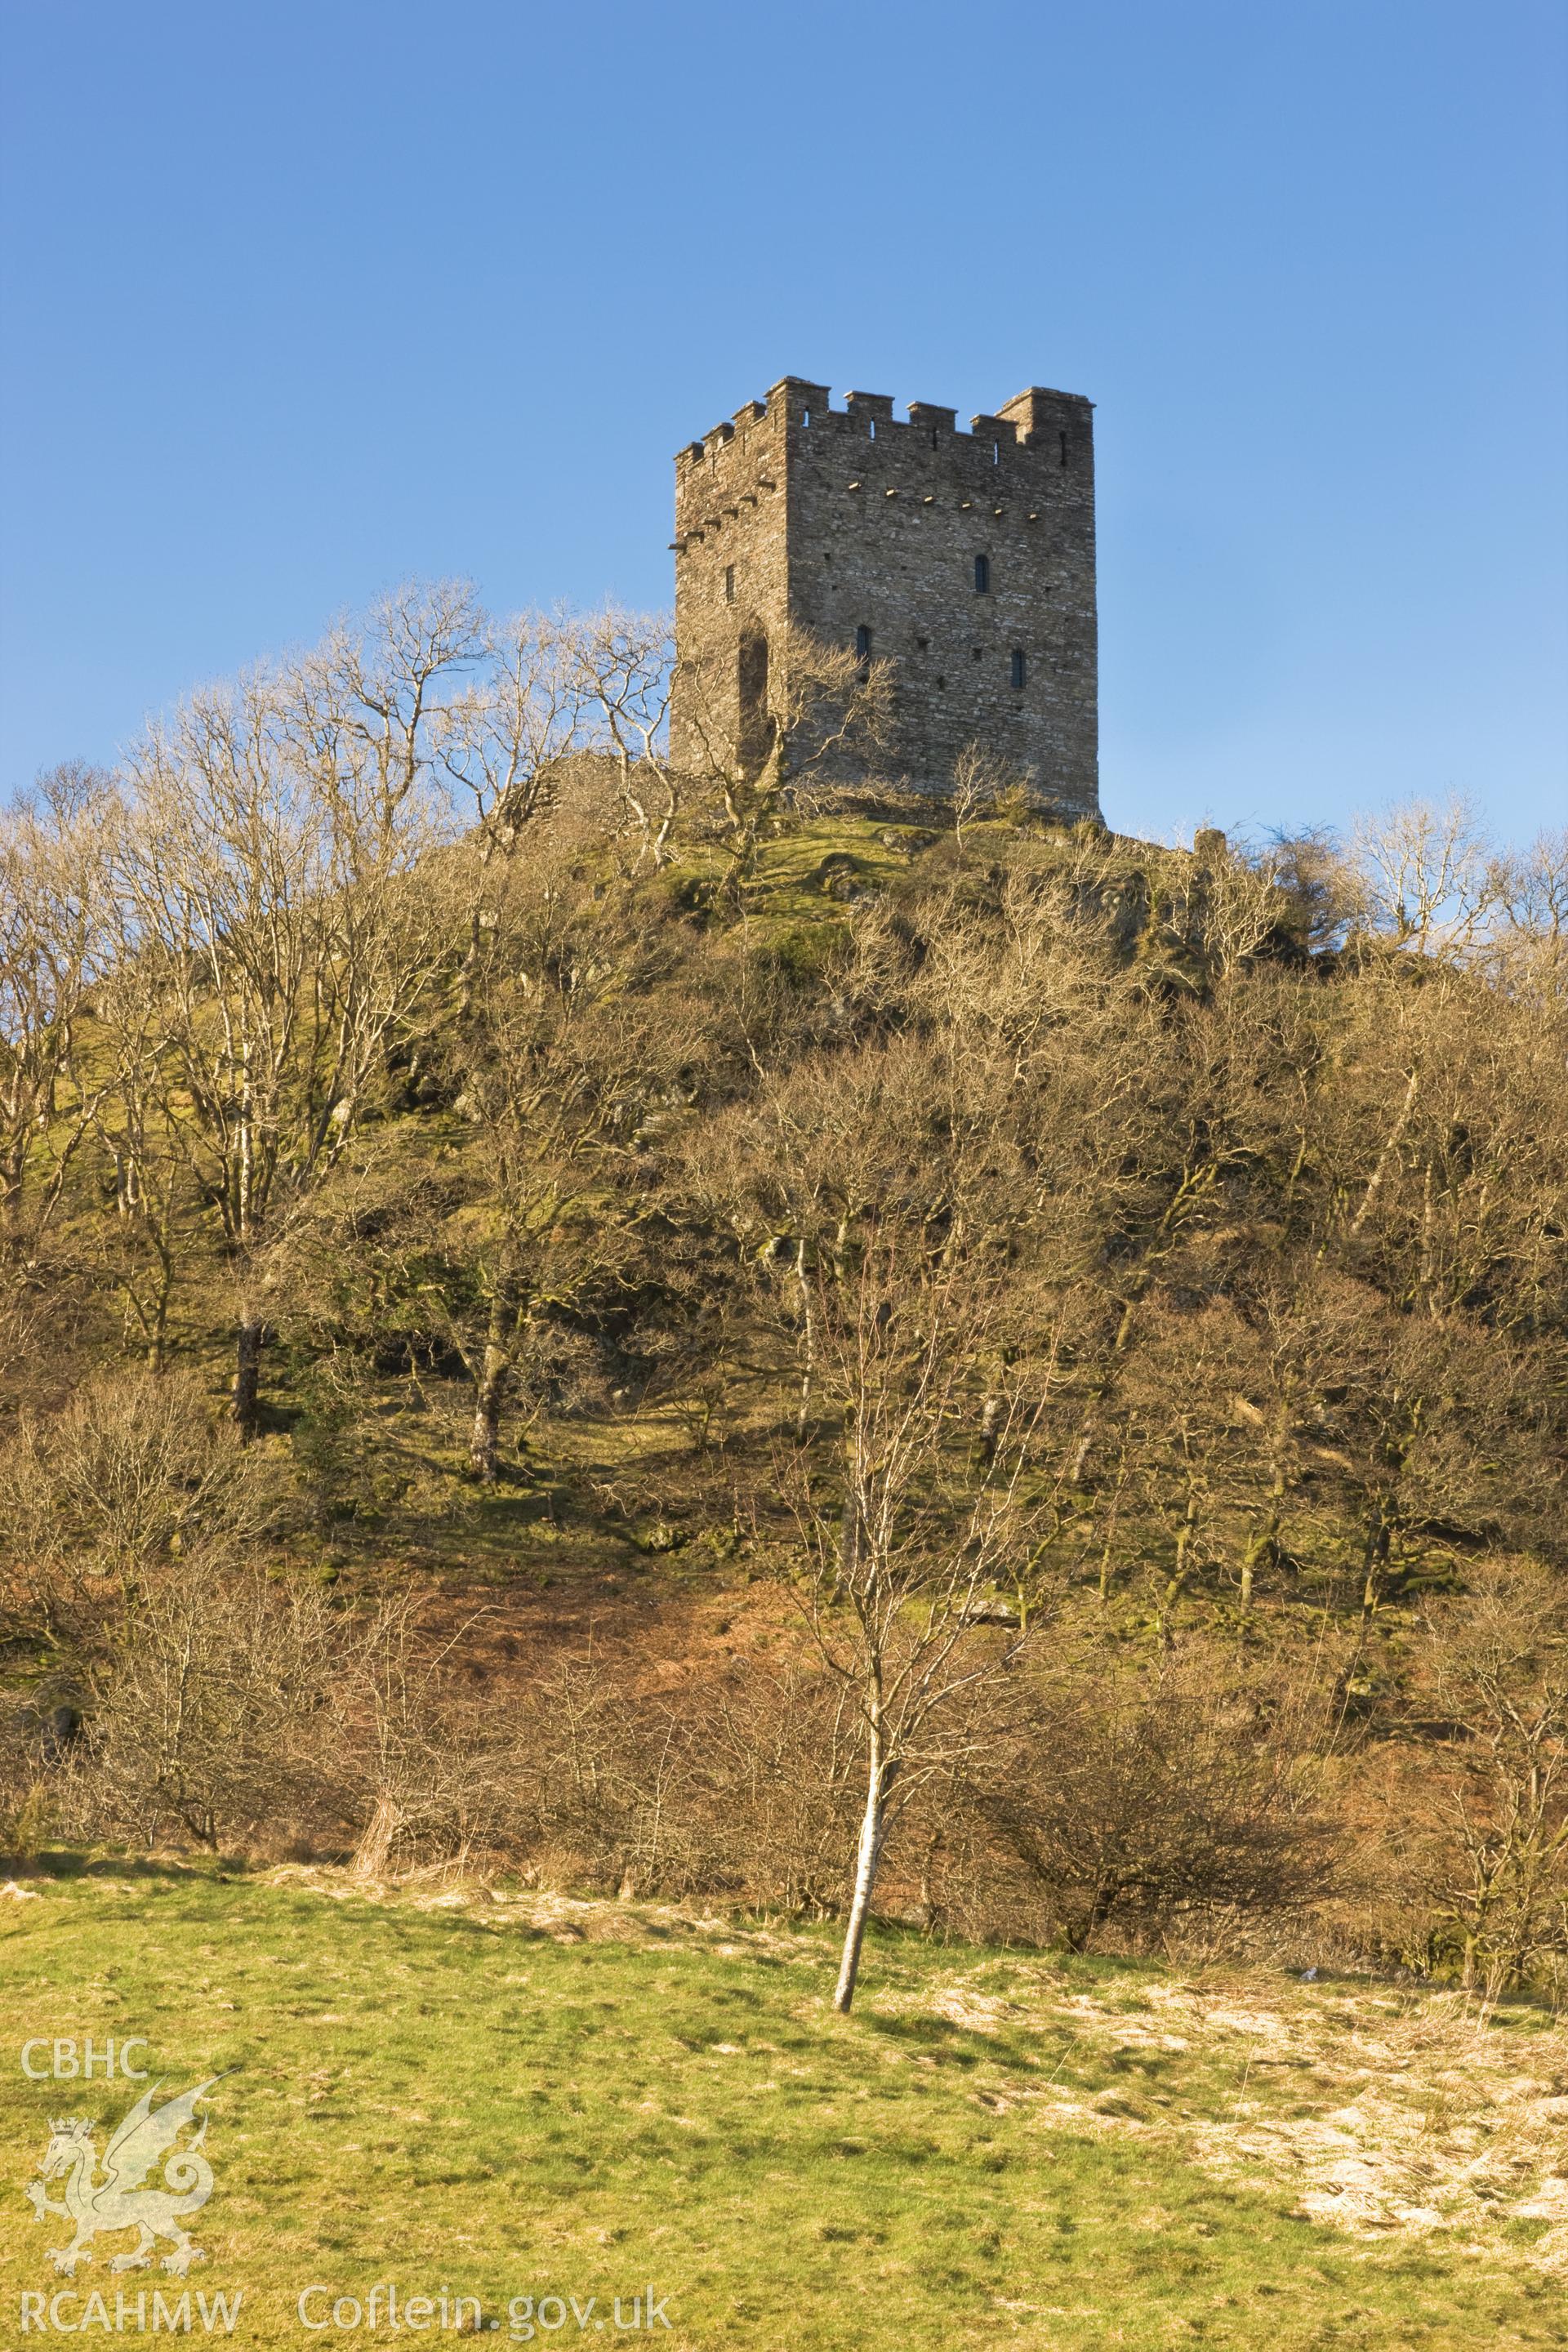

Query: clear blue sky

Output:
[2, 0, 1563, 845]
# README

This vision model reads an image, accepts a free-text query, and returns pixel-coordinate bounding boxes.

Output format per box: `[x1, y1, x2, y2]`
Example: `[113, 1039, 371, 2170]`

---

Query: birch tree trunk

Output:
[833, 1740, 893, 2015]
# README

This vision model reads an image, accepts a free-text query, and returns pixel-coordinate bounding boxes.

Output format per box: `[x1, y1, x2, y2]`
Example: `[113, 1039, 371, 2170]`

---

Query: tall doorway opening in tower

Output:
[737, 629, 773, 776]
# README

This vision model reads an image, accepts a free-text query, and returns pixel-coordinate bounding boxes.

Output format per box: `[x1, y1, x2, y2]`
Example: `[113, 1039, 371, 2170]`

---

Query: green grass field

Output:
[0, 1861, 1564, 2349]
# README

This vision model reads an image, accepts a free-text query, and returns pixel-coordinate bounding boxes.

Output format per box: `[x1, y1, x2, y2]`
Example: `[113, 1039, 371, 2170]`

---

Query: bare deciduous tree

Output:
[0, 1370, 283, 1597]
[436, 848, 707, 1481]
[1492, 827, 1568, 1002]
[1412, 1571, 1568, 1992]
[0, 763, 116, 1260]
[82, 1551, 336, 1852]
[439, 605, 586, 858]
[786, 1232, 1051, 2011]
[1351, 793, 1500, 960]
[572, 607, 679, 867]
[948, 740, 1023, 853]
[113, 587, 474, 1429]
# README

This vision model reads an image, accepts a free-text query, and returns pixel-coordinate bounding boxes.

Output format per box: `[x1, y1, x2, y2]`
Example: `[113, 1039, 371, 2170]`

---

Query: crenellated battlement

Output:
[676, 379, 1094, 472]
[671, 370, 1098, 815]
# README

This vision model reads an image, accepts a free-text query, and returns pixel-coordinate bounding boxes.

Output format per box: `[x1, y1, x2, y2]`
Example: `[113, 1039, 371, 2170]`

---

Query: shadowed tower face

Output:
[671, 377, 1098, 816]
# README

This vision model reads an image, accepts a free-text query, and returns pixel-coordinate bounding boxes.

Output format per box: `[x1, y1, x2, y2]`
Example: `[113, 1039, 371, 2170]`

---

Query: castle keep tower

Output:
[671, 377, 1098, 815]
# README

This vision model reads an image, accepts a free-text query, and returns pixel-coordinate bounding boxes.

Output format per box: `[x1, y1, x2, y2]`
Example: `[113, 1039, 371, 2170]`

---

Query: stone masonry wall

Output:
[670, 376, 1098, 817]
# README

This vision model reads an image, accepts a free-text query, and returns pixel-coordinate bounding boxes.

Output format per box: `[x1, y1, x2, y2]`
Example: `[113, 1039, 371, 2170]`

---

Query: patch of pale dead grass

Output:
[875, 1961, 1568, 2270]
[256, 1860, 825, 1955]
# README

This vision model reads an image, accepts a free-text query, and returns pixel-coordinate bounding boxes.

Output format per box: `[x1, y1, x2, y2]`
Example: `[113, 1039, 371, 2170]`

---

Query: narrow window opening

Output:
[936, 675, 946, 690]
[855, 624, 873, 659]
[1010, 648, 1027, 689]
[724, 564, 736, 604]
[1058, 430, 1068, 467]
[973, 645, 983, 661]
[930, 429, 938, 448]
[802, 408, 811, 427]
[916, 636, 929, 651]
[868, 418, 876, 439]
[973, 553, 991, 595]
[991, 439, 1000, 465]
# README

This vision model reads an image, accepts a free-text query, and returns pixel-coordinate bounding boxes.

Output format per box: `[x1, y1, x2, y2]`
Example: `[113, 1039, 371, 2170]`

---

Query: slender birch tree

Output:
[788, 1229, 1049, 2012]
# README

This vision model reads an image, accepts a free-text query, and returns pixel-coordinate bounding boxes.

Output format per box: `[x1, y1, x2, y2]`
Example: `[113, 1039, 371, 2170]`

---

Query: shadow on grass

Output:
[0, 1846, 246, 1884]
[863, 2012, 1002, 2069]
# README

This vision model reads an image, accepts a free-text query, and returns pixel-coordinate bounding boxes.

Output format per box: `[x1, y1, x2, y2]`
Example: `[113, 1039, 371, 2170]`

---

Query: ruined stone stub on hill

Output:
[670, 377, 1098, 817]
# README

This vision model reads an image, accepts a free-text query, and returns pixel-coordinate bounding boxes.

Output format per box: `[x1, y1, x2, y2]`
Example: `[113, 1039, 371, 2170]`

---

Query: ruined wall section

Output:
[671, 376, 1098, 816]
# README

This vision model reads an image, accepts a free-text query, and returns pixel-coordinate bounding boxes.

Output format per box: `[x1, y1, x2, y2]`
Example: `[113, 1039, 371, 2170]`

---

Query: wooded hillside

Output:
[3, 586, 1566, 2006]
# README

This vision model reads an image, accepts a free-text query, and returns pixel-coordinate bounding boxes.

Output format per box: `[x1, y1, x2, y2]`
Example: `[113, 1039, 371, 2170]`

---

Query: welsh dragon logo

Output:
[26, 2077, 225, 2277]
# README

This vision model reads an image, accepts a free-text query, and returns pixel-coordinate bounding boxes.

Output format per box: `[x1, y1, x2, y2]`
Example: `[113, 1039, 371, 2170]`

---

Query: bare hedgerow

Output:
[336, 1592, 514, 1879]
[1348, 1566, 1568, 1997]
[63, 1552, 341, 1854]
[457, 1651, 861, 1909]
[934, 1639, 1338, 1957]
[0, 1370, 307, 1852]
[0, 1370, 287, 1598]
